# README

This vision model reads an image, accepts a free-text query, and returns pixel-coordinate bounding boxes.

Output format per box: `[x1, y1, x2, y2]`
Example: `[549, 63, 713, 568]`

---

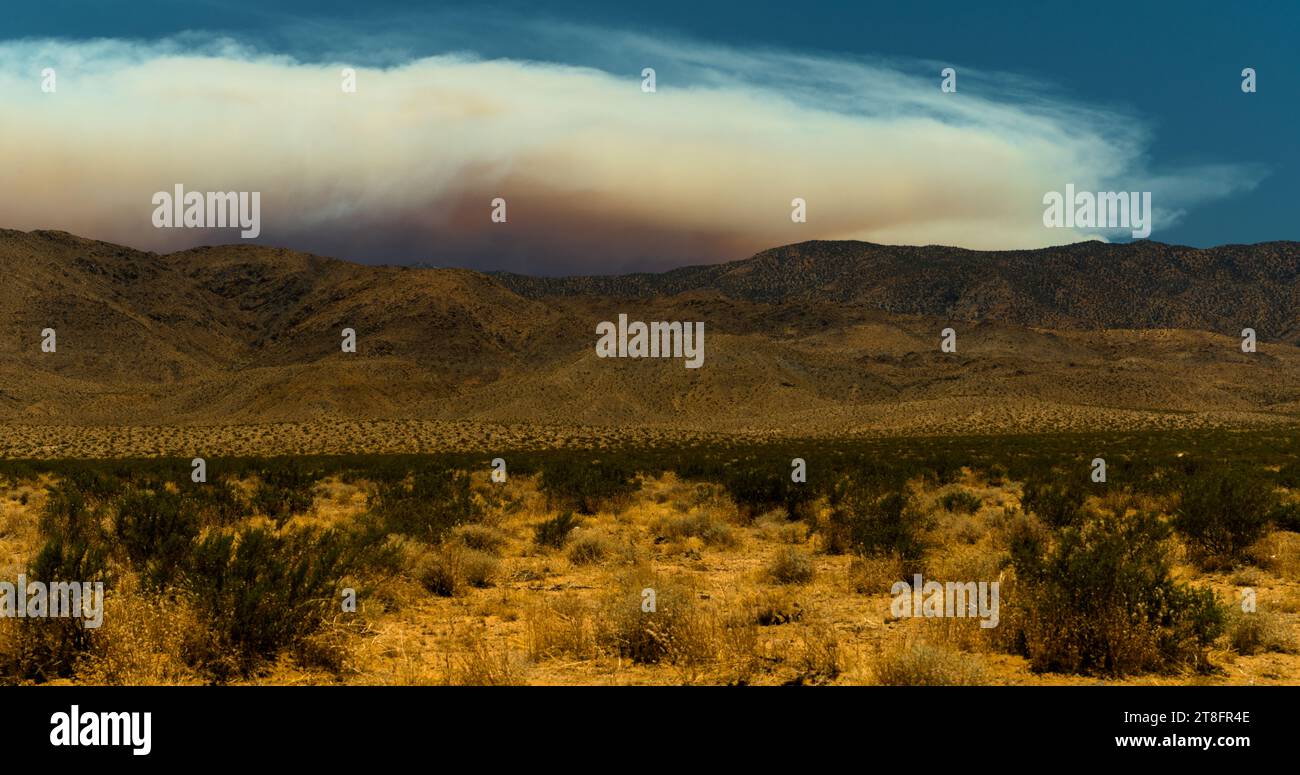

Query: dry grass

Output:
[2, 468, 1298, 686]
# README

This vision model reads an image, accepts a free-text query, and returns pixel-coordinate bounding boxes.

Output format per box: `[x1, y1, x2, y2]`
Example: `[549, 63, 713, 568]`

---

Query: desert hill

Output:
[1, 228, 1298, 448]
[494, 240, 1300, 339]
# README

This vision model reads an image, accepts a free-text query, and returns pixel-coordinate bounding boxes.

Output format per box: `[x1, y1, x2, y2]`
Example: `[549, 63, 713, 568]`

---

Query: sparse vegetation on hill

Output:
[3, 230, 1300, 435]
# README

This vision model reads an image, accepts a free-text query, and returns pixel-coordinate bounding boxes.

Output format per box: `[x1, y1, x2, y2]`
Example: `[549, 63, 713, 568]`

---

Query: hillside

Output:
[1, 229, 1298, 447]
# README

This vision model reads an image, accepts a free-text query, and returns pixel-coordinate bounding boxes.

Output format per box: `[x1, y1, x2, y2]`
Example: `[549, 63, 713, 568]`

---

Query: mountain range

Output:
[2, 229, 1298, 441]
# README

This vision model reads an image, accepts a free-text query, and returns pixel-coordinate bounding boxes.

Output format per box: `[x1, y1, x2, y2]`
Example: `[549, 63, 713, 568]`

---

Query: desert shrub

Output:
[39, 479, 105, 546]
[3, 538, 111, 682]
[538, 457, 639, 515]
[766, 547, 815, 585]
[598, 572, 706, 666]
[185, 525, 346, 677]
[745, 589, 804, 626]
[189, 480, 247, 526]
[526, 596, 599, 661]
[249, 463, 320, 524]
[1005, 511, 1223, 675]
[452, 524, 508, 554]
[1277, 461, 1300, 489]
[717, 466, 814, 520]
[1174, 469, 1276, 568]
[1248, 532, 1300, 580]
[1227, 608, 1295, 655]
[114, 486, 199, 589]
[1267, 500, 1300, 533]
[651, 512, 737, 548]
[413, 545, 465, 597]
[923, 454, 965, 486]
[566, 530, 610, 565]
[459, 549, 499, 588]
[1019, 476, 1086, 528]
[847, 553, 906, 593]
[871, 638, 986, 686]
[444, 623, 521, 685]
[409, 540, 497, 594]
[534, 511, 580, 549]
[939, 491, 982, 514]
[369, 468, 478, 544]
[71, 579, 205, 685]
[791, 623, 844, 685]
[823, 481, 929, 574]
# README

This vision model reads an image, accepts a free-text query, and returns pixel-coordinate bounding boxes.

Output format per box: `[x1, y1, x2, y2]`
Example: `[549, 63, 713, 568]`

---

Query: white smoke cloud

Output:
[0, 25, 1268, 273]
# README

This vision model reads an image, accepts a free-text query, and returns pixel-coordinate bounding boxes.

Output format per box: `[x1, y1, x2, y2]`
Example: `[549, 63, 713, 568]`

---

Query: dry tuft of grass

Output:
[870, 636, 986, 686]
[566, 529, 612, 565]
[1226, 608, 1296, 655]
[766, 547, 815, 585]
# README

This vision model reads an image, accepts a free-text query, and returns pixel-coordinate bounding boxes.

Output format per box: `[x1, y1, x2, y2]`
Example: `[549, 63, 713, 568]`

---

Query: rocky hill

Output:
[2, 229, 1298, 439]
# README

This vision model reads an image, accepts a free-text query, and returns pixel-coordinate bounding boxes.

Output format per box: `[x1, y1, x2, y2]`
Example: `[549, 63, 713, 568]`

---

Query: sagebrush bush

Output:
[766, 547, 815, 585]
[538, 458, 639, 515]
[114, 486, 198, 589]
[452, 523, 508, 554]
[1227, 608, 1295, 655]
[369, 468, 479, 543]
[1006, 510, 1223, 675]
[185, 525, 347, 678]
[1019, 476, 1086, 528]
[1174, 469, 1277, 568]
[651, 512, 737, 547]
[871, 638, 985, 686]
[2, 538, 112, 682]
[459, 549, 499, 589]
[566, 530, 610, 565]
[598, 571, 705, 665]
[414, 545, 465, 597]
[534, 511, 580, 549]
[823, 480, 929, 574]
[940, 491, 982, 514]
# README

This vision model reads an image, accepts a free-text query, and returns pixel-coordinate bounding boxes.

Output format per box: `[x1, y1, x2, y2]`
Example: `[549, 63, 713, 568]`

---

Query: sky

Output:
[1, 0, 1295, 275]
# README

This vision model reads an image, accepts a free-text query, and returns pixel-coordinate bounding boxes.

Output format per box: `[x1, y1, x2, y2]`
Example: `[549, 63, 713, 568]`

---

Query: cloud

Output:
[0, 24, 1269, 273]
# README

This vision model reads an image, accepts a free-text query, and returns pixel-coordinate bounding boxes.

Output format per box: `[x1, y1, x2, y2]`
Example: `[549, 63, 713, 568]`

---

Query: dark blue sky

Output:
[7, 0, 1297, 254]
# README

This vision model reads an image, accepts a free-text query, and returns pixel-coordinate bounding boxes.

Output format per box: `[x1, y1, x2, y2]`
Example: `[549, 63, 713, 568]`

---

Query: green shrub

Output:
[939, 491, 982, 514]
[369, 468, 478, 543]
[717, 466, 814, 520]
[534, 511, 580, 549]
[1174, 469, 1276, 568]
[823, 481, 929, 574]
[185, 525, 346, 677]
[1019, 476, 1086, 528]
[5, 538, 111, 682]
[114, 486, 198, 589]
[39, 479, 102, 546]
[538, 458, 639, 515]
[250, 466, 317, 524]
[1267, 501, 1300, 533]
[1006, 510, 1223, 675]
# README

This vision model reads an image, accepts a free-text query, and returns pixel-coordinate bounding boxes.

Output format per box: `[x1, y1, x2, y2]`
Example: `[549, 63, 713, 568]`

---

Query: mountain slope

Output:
[1, 229, 1298, 435]
[494, 240, 1300, 339]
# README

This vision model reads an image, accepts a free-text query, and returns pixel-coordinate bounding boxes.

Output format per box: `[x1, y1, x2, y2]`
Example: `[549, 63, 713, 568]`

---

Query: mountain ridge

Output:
[2, 228, 1298, 437]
